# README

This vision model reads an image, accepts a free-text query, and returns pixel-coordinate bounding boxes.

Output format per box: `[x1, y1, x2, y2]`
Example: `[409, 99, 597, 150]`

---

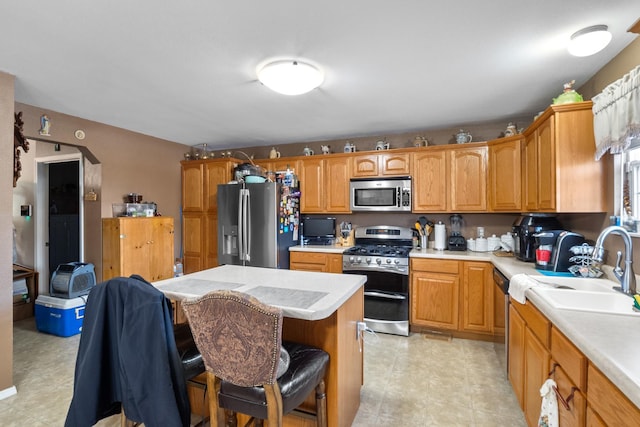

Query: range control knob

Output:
[376, 258, 382, 265]
[386, 258, 392, 264]
[394, 259, 400, 265]
[356, 257, 362, 264]
[366, 257, 372, 264]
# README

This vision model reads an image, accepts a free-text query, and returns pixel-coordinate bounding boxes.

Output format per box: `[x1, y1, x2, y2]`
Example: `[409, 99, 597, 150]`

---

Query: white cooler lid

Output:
[36, 294, 87, 309]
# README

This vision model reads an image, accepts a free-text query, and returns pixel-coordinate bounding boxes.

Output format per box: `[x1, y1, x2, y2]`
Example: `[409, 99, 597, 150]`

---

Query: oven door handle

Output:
[364, 291, 407, 300]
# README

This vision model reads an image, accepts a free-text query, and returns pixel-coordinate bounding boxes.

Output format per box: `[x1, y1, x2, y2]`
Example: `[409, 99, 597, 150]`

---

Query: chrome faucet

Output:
[591, 226, 636, 295]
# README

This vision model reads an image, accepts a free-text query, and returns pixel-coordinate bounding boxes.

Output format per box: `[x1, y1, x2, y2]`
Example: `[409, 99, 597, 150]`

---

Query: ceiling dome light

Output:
[257, 59, 324, 95]
[568, 25, 612, 57]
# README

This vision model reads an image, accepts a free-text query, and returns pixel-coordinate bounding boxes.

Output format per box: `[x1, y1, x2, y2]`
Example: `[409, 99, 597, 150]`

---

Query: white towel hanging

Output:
[538, 378, 559, 427]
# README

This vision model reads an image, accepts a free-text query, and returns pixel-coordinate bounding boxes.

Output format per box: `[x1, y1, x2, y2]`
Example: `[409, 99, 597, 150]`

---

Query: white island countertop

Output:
[153, 264, 366, 321]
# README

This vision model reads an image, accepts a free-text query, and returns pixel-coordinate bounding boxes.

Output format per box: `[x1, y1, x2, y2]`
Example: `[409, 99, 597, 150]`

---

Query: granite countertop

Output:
[153, 264, 366, 321]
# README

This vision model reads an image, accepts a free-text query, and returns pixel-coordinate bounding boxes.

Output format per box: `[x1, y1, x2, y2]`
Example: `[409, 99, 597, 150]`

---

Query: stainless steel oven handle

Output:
[364, 291, 406, 300]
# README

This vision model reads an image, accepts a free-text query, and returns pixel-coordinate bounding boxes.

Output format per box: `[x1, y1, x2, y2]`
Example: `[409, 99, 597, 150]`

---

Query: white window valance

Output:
[593, 64, 640, 160]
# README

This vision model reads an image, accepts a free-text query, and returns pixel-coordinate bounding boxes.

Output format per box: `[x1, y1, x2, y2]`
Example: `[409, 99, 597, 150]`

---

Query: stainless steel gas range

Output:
[342, 225, 413, 336]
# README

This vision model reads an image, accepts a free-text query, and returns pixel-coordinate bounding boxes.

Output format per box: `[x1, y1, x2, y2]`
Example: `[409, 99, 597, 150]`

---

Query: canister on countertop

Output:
[487, 235, 501, 251]
[434, 222, 446, 250]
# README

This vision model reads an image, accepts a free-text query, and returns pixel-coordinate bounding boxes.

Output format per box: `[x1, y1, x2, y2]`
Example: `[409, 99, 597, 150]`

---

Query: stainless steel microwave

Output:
[350, 176, 412, 212]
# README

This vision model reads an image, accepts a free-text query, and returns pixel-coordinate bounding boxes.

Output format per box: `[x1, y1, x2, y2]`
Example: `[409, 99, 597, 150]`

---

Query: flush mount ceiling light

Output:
[257, 59, 324, 95]
[568, 25, 612, 57]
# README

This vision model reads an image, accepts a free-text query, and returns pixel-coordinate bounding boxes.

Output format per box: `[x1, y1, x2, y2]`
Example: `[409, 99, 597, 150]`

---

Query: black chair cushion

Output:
[173, 323, 205, 381]
[218, 341, 329, 419]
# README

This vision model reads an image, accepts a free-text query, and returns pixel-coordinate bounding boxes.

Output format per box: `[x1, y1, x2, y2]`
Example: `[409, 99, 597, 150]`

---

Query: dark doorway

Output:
[48, 161, 80, 278]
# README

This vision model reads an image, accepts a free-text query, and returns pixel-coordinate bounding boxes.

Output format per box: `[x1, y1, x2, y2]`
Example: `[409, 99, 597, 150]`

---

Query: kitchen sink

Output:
[528, 276, 618, 293]
[530, 286, 640, 317]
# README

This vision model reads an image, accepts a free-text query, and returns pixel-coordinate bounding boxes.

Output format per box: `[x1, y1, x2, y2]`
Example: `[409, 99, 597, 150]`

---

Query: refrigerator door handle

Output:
[238, 189, 246, 261]
[244, 189, 251, 262]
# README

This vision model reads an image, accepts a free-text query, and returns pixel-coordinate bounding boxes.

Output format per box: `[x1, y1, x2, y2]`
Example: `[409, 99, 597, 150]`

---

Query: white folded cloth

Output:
[508, 273, 539, 304]
[538, 378, 559, 427]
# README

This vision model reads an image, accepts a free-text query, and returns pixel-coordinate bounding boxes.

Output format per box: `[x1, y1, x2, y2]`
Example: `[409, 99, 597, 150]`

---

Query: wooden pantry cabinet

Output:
[289, 251, 343, 273]
[522, 101, 605, 213]
[102, 217, 175, 282]
[181, 158, 238, 274]
[410, 258, 495, 336]
[412, 143, 487, 212]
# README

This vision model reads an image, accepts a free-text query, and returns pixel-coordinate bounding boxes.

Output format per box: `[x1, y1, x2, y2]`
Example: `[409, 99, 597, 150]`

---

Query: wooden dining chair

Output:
[182, 290, 329, 427]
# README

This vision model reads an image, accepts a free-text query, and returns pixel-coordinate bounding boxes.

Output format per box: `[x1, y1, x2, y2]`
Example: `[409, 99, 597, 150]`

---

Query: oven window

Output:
[354, 188, 396, 206]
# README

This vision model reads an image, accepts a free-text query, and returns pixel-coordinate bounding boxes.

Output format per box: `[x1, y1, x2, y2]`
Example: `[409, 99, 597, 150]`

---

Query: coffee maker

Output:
[534, 230, 585, 272]
[447, 214, 467, 251]
[512, 214, 562, 262]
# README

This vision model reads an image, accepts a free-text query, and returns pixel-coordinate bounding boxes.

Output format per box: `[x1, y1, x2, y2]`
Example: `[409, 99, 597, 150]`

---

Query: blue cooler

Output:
[35, 295, 86, 337]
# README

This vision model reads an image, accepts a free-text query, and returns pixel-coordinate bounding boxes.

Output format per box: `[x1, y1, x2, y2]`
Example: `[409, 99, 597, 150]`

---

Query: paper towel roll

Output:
[434, 222, 446, 250]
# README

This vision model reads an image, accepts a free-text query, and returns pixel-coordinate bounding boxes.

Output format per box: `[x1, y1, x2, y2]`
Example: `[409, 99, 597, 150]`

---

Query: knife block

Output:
[338, 230, 355, 247]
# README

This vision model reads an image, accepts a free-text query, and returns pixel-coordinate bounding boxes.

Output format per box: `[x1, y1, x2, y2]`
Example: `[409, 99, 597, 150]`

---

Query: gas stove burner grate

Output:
[345, 244, 411, 258]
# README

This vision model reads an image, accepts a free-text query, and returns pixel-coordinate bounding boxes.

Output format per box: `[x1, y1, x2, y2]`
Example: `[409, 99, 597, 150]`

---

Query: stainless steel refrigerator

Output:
[217, 182, 300, 268]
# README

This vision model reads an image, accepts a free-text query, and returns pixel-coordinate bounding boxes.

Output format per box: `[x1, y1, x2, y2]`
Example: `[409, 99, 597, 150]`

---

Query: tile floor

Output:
[0, 319, 526, 426]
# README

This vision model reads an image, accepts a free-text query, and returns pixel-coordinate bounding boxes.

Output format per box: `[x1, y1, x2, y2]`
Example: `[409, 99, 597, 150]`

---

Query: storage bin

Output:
[35, 295, 86, 337]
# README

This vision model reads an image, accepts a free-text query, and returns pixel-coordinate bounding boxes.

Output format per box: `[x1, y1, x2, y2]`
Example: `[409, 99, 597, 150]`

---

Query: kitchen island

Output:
[154, 264, 366, 427]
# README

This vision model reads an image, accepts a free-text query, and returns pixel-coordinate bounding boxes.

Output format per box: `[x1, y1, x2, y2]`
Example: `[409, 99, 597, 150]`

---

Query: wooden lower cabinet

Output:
[509, 298, 640, 427]
[460, 261, 492, 333]
[411, 259, 460, 330]
[508, 299, 550, 427]
[289, 251, 343, 273]
[411, 259, 496, 337]
[587, 363, 640, 426]
[554, 363, 586, 427]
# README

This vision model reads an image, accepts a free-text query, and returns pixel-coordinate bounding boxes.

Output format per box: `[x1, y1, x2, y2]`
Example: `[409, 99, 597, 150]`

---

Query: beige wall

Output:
[1, 71, 15, 394]
[575, 37, 640, 261]
[13, 103, 187, 283]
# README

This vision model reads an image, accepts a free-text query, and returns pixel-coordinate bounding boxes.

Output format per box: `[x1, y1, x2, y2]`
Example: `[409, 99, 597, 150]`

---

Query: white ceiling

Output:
[1, 1, 639, 149]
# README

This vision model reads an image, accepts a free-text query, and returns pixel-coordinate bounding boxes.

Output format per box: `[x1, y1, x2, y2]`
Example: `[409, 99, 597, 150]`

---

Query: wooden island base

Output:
[187, 287, 364, 427]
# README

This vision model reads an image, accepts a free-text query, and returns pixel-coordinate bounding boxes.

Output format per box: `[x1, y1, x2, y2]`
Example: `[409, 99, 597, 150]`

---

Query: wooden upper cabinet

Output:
[181, 161, 205, 212]
[449, 145, 487, 211]
[261, 159, 301, 176]
[351, 154, 379, 177]
[379, 152, 411, 175]
[522, 101, 605, 213]
[412, 149, 448, 212]
[205, 160, 235, 211]
[325, 156, 351, 213]
[488, 137, 522, 212]
[351, 152, 410, 177]
[300, 157, 325, 213]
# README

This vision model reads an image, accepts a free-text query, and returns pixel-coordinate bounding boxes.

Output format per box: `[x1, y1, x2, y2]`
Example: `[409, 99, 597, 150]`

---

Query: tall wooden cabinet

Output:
[181, 158, 238, 274]
[522, 101, 605, 212]
[102, 217, 175, 282]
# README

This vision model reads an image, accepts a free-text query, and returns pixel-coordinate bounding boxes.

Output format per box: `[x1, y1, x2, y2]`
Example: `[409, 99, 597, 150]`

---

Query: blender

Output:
[447, 214, 467, 251]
